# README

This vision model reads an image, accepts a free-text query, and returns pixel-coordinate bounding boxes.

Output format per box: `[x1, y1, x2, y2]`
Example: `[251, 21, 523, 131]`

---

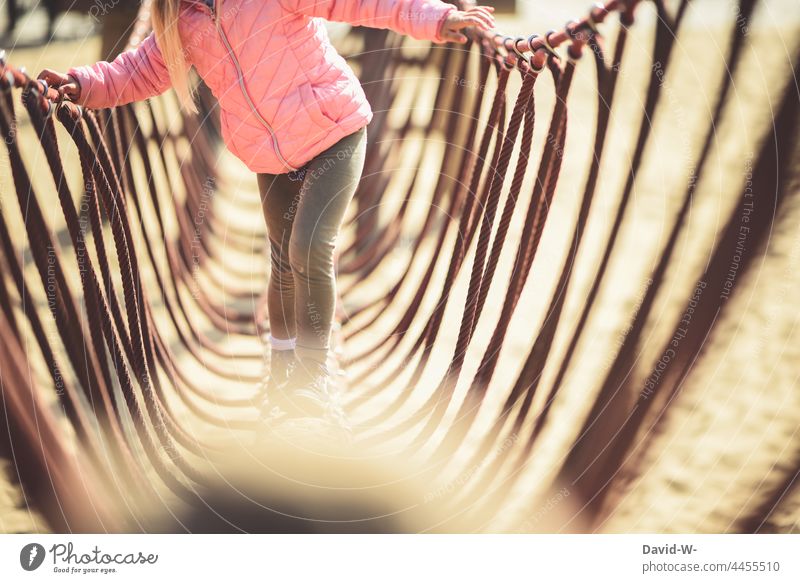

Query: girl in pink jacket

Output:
[39, 0, 494, 429]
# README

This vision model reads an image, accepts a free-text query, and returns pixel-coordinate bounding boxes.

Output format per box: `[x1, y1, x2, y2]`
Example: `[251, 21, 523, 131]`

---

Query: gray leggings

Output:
[257, 127, 367, 364]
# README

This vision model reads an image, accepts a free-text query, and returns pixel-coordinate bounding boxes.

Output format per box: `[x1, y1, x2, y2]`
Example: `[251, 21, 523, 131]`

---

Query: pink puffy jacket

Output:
[67, 0, 456, 174]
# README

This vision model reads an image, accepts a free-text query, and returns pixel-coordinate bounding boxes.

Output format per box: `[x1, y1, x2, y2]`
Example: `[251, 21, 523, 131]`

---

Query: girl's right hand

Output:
[439, 5, 496, 44]
[36, 69, 81, 102]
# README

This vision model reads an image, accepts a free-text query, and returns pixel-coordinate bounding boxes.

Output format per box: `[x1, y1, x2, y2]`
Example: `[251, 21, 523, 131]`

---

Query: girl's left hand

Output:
[439, 5, 496, 44]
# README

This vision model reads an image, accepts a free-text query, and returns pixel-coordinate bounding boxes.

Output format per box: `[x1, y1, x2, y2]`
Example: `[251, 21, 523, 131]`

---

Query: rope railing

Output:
[0, 0, 797, 533]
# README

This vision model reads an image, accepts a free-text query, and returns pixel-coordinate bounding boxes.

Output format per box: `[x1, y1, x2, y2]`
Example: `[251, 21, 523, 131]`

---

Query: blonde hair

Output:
[152, 0, 197, 113]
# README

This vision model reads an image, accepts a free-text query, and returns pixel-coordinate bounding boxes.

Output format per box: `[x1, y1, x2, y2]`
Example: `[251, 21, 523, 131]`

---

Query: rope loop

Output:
[500, 48, 516, 70]
[620, 0, 636, 26]
[24, 77, 55, 118]
[44, 97, 55, 120]
[35, 79, 59, 120]
[565, 20, 587, 61]
[491, 32, 506, 55]
[497, 36, 517, 68]
[488, 34, 514, 70]
[54, 88, 68, 115]
[587, 4, 603, 33]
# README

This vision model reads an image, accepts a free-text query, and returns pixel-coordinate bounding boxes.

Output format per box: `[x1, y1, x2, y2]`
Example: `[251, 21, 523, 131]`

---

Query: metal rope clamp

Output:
[497, 35, 517, 70]
[541, 30, 560, 60]
[22, 74, 49, 115]
[587, 3, 604, 34]
[489, 33, 512, 69]
[511, 37, 535, 72]
[36, 78, 57, 120]
[524, 35, 548, 73]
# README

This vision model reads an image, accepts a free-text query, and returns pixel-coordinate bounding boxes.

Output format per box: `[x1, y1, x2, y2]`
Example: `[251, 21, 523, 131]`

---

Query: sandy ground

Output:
[1, 0, 799, 533]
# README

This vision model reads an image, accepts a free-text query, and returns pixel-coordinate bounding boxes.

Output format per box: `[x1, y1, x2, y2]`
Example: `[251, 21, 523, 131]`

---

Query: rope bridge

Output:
[1, 0, 798, 532]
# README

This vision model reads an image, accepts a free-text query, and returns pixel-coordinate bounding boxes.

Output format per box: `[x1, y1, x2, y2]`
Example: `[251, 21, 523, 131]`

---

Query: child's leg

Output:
[257, 172, 303, 342]
[289, 127, 367, 368]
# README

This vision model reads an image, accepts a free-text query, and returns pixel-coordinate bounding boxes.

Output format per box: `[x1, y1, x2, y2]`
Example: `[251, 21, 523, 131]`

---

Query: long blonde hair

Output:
[152, 0, 197, 113]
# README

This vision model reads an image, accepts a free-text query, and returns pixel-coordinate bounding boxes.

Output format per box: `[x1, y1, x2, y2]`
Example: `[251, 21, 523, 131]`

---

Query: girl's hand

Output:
[36, 69, 81, 102]
[439, 5, 496, 44]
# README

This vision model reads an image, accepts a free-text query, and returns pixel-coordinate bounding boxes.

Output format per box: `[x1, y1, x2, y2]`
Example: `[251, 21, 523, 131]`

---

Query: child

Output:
[39, 0, 495, 426]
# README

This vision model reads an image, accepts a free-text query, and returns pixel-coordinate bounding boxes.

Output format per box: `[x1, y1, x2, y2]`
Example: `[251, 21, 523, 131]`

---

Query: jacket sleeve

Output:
[279, 0, 457, 43]
[67, 33, 178, 110]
